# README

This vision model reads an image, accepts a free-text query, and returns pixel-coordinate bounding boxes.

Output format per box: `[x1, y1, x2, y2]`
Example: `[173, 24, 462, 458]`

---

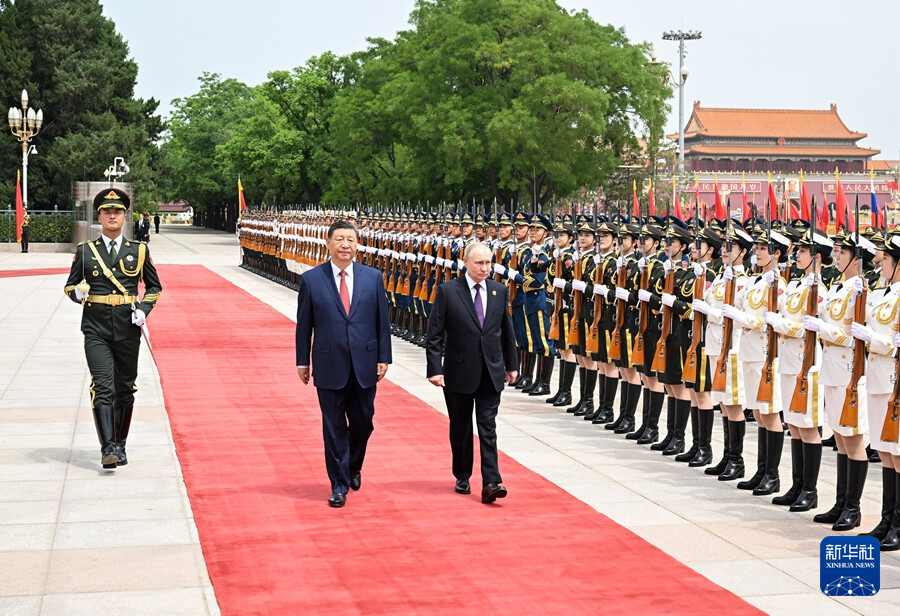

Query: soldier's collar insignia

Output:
[126, 255, 134, 262]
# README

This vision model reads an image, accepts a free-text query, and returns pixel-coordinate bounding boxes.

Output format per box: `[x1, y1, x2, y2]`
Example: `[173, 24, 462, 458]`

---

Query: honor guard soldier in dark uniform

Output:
[565, 214, 599, 416]
[606, 219, 643, 434]
[518, 213, 556, 396]
[499, 211, 535, 388]
[20, 208, 30, 252]
[546, 215, 578, 407]
[64, 189, 162, 469]
[628, 217, 668, 445]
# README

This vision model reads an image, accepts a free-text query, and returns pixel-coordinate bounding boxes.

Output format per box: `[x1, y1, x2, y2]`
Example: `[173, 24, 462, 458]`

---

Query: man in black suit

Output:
[426, 242, 518, 503]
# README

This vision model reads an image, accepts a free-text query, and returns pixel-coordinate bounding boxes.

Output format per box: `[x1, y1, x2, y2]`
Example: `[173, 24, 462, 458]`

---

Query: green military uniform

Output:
[64, 188, 162, 469]
[20, 211, 30, 253]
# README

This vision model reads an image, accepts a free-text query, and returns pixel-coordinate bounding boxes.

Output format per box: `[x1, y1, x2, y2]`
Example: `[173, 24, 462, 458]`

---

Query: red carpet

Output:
[151, 265, 763, 616]
[0, 267, 69, 278]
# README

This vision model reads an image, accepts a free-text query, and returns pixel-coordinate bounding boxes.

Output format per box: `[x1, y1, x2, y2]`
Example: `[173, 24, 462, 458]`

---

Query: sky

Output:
[101, 0, 900, 159]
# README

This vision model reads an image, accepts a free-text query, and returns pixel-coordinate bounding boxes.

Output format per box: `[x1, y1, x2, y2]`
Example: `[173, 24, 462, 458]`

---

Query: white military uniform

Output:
[864, 281, 900, 454]
[769, 275, 827, 428]
[704, 264, 750, 407]
[738, 268, 786, 414]
[818, 275, 868, 437]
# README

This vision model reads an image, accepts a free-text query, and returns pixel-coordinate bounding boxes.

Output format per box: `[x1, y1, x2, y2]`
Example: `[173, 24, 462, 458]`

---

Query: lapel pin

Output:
[492, 290, 497, 296]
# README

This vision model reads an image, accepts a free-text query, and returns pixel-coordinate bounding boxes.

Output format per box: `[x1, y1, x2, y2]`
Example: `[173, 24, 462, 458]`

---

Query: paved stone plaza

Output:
[1, 225, 898, 615]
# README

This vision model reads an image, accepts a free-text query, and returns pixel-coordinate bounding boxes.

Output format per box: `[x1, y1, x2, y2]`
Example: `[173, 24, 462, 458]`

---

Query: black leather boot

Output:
[675, 406, 699, 462]
[663, 399, 690, 456]
[583, 371, 605, 421]
[880, 471, 900, 551]
[520, 353, 538, 392]
[512, 350, 526, 387]
[738, 427, 767, 490]
[773, 438, 803, 505]
[822, 434, 837, 450]
[626, 388, 650, 440]
[546, 359, 568, 404]
[832, 458, 868, 531]
[615, 383, 641, 434]
[689, 408, 715, 467]
[791, 441, 822, 512]
[651, 396, 676, 450]
[574, 370, 598, 417]
[637, 391, 665, 445]
[92, 405, 119, 469]
[813, 453, 848, 523]
[860, 466, 895, 540]
[114, 405, 134, 466]
[706, 416, 731, 475]
[718, 419, 745, 481]
[567, 367, 588, 413]
[752, 429, 784, 495]
[528, 355, 554, 396]
[593, 374, 618, 424]
[552, 361, 576, 407]
[606, 379, 630, 430]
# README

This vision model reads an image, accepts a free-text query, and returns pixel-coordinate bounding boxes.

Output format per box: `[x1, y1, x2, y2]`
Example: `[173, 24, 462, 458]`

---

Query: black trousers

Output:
[316, 371, 376, 495]
[84, 334, 140, 407]
[443, 360, 502, 486]
[20, 227, 28, 252]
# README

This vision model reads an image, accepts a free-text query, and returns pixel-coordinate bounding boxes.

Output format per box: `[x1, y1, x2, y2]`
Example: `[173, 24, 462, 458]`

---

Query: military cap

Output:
[755, 229, 791, 253]
[666, 217, 691, 244]
[529, 212, 553, 232]
[630, 215, 642, 226]
[708, 218, 726, 234]
[685, 215, 706, 230]
[619, 223, 642, 238]
[882, 232, 900, 260]
[795, 230, 834, 255]
[595, 218, 619, 236]
[698, 227, 723, 250]
[93, 188, 130, 211]
[612, 214, 629, 227]
[428, 212, 438, 223]
[742, 216, 765, 234]
[415, 211, 428, 224]
[832, 230, 877, 257]
[474, 213, 486, 226]
[513, 211, 530, 226]
[555, 221, 576, 236]
[861, 226, 876, 239]
[487, 212, 498, 225]
[358, 210, 369, 219]
[459, 211, 475, 225]
[576, 213, 596, 234]
[448, 212, 460, 224]
[642, 222, 665, 240]
[498, 211, 513, 225]
[790, 219, 811, 235]
[727, 226, 756, 251]
[562, 213, 574, 226]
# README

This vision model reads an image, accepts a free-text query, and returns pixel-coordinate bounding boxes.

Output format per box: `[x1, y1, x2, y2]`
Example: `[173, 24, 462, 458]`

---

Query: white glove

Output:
[850, 322, 874, 344]
[763, 311, 780, 327]
[851, 277, 865, 296]
[663, 259, 672, 275]
[803, 273, 817, 288]
[417, 253, 426, 262]
[723, 266, 734, 282]
[693, 263, 705, 278]
[75, 287, 87, 301]
[425, 255, 435, 265]
[661, 293, 676, 307]
[692, 299, 711, 315]
[762, 270, 776, 286]
[552, 277, 566, 290]
[750, 254, 757, 268]
[615, 287, 630, 301]
[493, 263, 505, 275]
[553, 248, 560, 258]
[507, 268, 519, 280]
[894, 333, 900, 349]
[637, 257, 647, 270]
[803, 315, 824, 333]
[131, 309, 146, 327]
[638, 289, 652, 303]
[571, 280, 587, 293]
[595, 284, 609, 297]
[400, 252, 408, 262]
[457, 259, 465, 270]
[593, 254, 602, 265]
[722, 304, 750, 328]
[616, 256, 624, 269]
[392, 251, 401, 260]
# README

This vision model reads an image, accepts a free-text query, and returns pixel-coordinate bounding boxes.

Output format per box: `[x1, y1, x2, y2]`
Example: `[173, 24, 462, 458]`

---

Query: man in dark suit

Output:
[426, 242, 518, 503]
[296, 220, 392, 508]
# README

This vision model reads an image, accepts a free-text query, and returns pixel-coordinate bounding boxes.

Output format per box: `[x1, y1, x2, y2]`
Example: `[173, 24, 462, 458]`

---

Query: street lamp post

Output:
[7, 89, 44, 207]
[661, 30, 701, 176]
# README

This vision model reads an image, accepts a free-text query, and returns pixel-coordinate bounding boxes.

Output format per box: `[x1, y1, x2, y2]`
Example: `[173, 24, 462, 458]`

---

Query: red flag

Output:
[632, 179, 639, 219]
[799, 171, 811, 221]
[15, 170, 23, 243]
[834, 170, 848, 231]
[713, 176, 725, 219]
[815, 195, 829, 231]
[888, 180, 899, 191]
[788, 199, 799, 220]
[741, 174, 749, 220]
[766, 174, 778, 219]
[672, 177, 683, 219]
[238, 178, 247, 212]
[648, 178, 656, 216]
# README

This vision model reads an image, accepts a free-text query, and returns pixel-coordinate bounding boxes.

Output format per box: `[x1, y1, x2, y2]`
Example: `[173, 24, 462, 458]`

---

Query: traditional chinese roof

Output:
[684, 144, 880, 158]
[868, 159, 899, 172]
[671, 102, 868, 141]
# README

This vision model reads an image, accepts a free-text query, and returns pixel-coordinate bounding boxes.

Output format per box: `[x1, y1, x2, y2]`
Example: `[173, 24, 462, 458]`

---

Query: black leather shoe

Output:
[718, 458, 745, 481]
[636, 427, 659, 445]
[614, 417, 636, 435]
[455, 479, 471, 494]
[528, 382, 551, 396]
[515, 377, 533, 390]
[574, 401, 594, 417]
[592, 409, 614, 424]
[752, 474, 780, 496]
[482, 482, 507, 503]
[116, 446, 128, 466]
[350, 472, 361, 491]
[328, 493, 346, 508]
[790, 489, 818, 512]
[552, 392, 573, 407]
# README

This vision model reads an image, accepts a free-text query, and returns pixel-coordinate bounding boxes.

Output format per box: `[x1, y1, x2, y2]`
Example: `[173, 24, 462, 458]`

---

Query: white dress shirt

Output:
[464, 272, 487, 318]
[330, 260, 353, 302]
[101, 233, 123, 257]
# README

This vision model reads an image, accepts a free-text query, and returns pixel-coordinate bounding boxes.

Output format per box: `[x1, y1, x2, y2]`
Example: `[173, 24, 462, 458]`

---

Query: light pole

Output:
[7, 89, 44, 207]
[661, 30, 701, 176]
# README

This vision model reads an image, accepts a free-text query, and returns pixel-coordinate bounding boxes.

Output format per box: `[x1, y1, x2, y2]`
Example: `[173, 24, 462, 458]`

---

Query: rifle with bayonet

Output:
[548, 201, 564, 340]
[586, 201, 604, 354]
[712, 202, 735, 392]
[757, 197, 779, 403]
[791, 196, 819, 413]
[651, 215, 675, 373]
[608, 201, 627, 361]
[840, 195, 866, 428]
[683, 204, 703, 383]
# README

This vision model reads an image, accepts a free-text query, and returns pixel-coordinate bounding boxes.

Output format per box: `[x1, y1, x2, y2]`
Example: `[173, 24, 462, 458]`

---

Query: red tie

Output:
[339, 271, 351, 315]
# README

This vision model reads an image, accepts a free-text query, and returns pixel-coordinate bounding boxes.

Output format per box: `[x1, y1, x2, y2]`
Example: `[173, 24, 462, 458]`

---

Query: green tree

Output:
[0, 0, 163, 211]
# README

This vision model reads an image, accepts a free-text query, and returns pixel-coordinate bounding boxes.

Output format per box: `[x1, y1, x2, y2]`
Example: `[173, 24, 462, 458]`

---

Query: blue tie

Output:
[474, 283, 484, 327]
